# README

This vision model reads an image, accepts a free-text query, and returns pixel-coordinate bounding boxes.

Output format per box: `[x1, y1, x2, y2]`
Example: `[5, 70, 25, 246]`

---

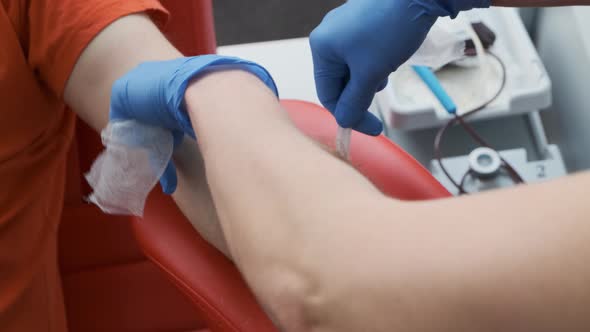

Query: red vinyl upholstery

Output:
[132, 100, 452, 332]
[59, 1, 216, 331]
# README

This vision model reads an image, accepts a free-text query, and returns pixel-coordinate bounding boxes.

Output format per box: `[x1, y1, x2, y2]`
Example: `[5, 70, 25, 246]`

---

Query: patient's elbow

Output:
[256, 265, 325, 332]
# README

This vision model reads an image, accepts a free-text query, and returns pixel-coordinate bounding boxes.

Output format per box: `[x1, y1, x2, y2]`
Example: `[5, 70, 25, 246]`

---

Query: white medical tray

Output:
[375, 8, 551, 130]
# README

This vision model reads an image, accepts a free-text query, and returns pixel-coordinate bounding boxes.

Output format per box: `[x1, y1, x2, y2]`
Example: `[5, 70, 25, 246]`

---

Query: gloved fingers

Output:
[159, 160, 178, 195]
[322, 5, 340, 21]
[334, 75, 379, 131]
[310, 39, 349, 113]
[313, 69, 348, 113]
[376, 78, 389, 92]
[172, 130, 185, 148]
[161, 131, 186, 195]
[352, 112, 383, 136]
[109, 67, 180, 131]
[174, 111, 197, 140]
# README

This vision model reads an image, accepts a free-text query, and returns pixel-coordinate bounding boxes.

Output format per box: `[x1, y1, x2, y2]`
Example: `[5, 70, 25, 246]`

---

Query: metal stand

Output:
[429, 110, 567, 195]
[526, 111, 550, 160]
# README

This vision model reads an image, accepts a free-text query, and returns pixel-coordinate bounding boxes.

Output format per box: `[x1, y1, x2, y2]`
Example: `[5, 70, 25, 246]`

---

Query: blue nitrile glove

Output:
[309, 0, 490, 136]
[110, 55, 279, 194]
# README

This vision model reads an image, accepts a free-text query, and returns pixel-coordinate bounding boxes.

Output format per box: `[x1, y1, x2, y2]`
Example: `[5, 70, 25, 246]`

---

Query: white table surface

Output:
[218, 37, 320, 105]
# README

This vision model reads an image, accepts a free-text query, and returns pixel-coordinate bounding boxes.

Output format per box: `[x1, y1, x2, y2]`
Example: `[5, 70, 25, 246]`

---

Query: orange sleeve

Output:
[27, 0, 169, 98]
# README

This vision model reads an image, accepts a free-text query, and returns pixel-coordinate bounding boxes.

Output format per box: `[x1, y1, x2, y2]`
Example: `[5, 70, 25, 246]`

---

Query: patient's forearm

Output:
[172, 138, 230, 257]
[185, 70, 393, 328]
[184, 70, 590, 332]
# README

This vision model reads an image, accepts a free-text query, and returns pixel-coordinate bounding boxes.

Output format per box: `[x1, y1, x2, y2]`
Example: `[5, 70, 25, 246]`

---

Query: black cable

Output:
[459, 169, 473, 190]
[434, 118, 466, 194]
[456, 53, 524, 184]
[434, 52, 524, 194]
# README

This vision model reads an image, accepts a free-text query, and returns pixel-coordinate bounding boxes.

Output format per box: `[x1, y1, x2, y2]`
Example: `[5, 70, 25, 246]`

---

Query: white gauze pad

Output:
[85, 120, 174, 216]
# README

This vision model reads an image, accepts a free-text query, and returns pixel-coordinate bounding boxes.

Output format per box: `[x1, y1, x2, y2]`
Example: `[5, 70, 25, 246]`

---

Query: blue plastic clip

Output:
[412, 65, 457, 114]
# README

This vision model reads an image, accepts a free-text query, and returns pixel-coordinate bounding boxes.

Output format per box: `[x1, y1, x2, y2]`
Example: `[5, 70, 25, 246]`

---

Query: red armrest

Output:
[282, 100, 450, 200]
[133, 100, 451, 332]
[133, 191, 276, 331]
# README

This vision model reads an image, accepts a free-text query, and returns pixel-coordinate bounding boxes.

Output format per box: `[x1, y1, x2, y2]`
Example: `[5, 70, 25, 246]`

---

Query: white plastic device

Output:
[376, 8, 552, 130]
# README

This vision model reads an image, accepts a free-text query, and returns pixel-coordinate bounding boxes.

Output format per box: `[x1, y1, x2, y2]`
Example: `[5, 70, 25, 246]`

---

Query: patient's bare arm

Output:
[185, 69, 590, 332]
[172, 138, 230, 257]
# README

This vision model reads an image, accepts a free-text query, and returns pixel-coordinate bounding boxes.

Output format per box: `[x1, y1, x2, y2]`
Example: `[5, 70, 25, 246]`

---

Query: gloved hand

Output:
[309, 0, 489, 136]
[110, 55, 278, 194]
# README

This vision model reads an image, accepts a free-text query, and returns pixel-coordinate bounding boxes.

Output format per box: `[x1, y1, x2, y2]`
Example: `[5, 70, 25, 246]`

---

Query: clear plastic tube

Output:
[461, 15, 490, 88]
[335, 126, 352, 160]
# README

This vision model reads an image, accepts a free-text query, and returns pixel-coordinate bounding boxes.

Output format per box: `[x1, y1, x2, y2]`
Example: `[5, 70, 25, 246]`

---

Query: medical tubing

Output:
[457, 23, 525, 184]
[434, 52, 523, 194]
[336, 126, 352, 160]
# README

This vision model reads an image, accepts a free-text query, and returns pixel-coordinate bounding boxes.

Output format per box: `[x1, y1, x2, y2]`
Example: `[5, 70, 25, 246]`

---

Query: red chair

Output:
[60, 1, 450, 331]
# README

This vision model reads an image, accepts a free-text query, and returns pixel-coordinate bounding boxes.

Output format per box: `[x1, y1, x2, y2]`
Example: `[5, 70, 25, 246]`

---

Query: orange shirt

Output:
[0, 0, 167, 319]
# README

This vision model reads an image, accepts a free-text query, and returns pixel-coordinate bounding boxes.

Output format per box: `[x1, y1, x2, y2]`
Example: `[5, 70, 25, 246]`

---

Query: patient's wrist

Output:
[185, 69, 278, 124]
